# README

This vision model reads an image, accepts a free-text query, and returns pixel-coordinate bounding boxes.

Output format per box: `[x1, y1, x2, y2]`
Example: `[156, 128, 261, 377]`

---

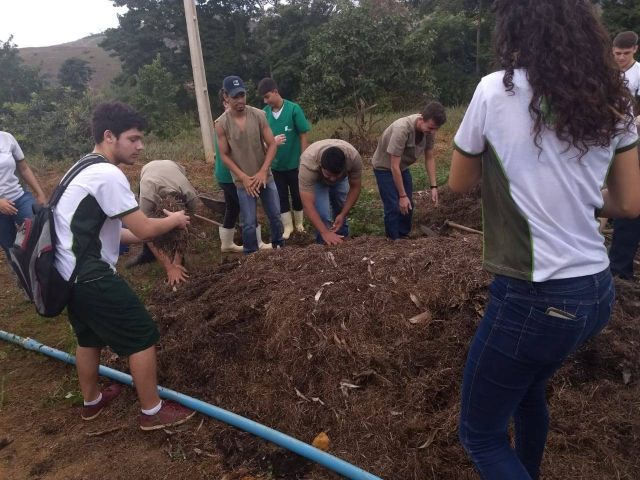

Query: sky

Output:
[1, 0, 127, 48]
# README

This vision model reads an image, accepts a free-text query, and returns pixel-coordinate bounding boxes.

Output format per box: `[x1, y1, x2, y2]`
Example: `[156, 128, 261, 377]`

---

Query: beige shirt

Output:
[216, 106, 273, 187]
[139, 160, 198, 216]
[298, 139, 363, 192]
[371, 114, 435, 170]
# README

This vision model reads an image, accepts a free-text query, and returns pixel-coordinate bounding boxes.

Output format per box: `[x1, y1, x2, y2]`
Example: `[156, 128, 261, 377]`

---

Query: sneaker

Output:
[138, 400, 196, 431]
[81, 384, 123, 421]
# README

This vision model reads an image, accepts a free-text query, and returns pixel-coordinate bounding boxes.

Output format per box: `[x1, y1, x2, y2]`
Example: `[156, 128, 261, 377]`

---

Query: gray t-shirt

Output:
[298, 139, 363, 192]
[371, 114, 435, 170]
[0, 131, 26, 201]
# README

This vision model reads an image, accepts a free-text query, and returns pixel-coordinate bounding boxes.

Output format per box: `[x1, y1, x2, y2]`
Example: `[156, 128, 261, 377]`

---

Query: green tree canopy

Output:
[0, 36, 43, 105]
[58, 57, 95, 92]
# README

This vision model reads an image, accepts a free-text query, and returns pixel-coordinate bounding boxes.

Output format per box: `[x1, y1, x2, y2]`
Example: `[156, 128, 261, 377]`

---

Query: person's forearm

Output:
[134, 216, 180, 241]
[120, 228, 142, 244]
[221, 153, 248, 181]
[301, 193, 330, 234]
[600, 188, 640, 218]
[19, 163, 45, 199]
[146, 242, 172, 267]
[260, 143, 277, 172]
[300, 134, 310, 153]
[390, 164, 406, 197]
[340, 182, 361, 217]
[425, 152, 437, 187]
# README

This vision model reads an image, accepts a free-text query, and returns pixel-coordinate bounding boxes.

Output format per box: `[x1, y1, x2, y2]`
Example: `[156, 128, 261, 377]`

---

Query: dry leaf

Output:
[312, 432, 331, 451]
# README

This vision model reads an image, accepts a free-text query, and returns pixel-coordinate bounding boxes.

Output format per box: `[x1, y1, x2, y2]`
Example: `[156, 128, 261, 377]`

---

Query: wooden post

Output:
[183, 0, 215, 163]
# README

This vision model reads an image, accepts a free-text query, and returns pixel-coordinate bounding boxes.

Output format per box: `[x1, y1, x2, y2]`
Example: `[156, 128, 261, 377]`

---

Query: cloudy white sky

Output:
[1, 0, 127, 48]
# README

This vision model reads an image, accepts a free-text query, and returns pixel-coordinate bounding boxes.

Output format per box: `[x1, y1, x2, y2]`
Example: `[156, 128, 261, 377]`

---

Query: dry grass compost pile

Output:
[147, 236, 640, 479]
[414, 186, 482, 232]
[148, 194, 192, 255]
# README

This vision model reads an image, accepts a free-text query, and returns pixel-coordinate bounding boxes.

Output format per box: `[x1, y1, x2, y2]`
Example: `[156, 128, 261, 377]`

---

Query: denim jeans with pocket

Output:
[0, 191, 35, 259]
[374, 168, 413, 239]
[459, 269, 614, 480]
[314, 177, 349, 244]
[236, 180, 283, 253]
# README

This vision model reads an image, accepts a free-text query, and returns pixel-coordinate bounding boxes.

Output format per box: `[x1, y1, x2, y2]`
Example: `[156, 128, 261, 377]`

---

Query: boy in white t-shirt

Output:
[55, 102, 196, 430]
[609, 31, 640, 280]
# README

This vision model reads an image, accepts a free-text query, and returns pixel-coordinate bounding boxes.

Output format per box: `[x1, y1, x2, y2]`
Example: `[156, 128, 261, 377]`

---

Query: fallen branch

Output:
[444, 220, 483, 235]
[85, 425, 125, 437]
[193, 213, 222, 227]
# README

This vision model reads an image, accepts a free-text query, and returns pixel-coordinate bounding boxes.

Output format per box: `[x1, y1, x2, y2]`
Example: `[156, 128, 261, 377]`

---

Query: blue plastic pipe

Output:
[0, 330, 382, 480]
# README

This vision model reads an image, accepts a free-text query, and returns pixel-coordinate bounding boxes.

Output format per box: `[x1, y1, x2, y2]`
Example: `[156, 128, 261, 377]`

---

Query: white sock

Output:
[84, 392, 103, 406]
[141, 400, 163, 416]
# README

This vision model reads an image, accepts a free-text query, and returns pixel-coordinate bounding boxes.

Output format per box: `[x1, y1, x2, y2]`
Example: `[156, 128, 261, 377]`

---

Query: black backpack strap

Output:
[49, 154, 107, 285]
[49, 154, 107, 207]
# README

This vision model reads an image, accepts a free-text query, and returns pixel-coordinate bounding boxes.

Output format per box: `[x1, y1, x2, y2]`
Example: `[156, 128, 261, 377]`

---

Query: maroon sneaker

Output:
[81, 384, 123, 420]
[138, 400, 196, 431]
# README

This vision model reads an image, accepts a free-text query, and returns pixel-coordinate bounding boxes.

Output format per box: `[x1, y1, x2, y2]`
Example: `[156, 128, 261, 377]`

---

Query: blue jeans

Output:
[374, 168, 413, 239]
[314, 178, 349, 244]
[609, 216, 640, 279]
[0, 191, 35, 259]
[459, 269, 614, 480]
[236, 180, 284, 254]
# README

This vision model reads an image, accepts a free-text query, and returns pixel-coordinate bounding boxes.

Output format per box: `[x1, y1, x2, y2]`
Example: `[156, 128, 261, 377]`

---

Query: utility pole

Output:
[183, 0, 215, 163]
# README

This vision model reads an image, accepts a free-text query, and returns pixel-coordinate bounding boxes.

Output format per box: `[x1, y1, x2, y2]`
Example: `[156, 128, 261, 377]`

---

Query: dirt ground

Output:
[2, 162, 640, 479]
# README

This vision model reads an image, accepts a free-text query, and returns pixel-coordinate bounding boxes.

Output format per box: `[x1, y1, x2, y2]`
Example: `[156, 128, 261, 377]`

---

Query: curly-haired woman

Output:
[450, 1, 640, 478]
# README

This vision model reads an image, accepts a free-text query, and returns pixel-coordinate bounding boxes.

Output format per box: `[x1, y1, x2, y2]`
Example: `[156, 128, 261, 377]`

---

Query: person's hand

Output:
[164, 209, 190, 230]
[275, 134, 286, 146]
[331, 213, 345, 233]
[0, 198, 18, 216]
[431, 188, 439, 206]
[35, 193, 47, 206]
[399, 196, 412, 215]
[321, 230, 344, 246]
[166, 263, 189, 286]
[252, 170, 268, 190]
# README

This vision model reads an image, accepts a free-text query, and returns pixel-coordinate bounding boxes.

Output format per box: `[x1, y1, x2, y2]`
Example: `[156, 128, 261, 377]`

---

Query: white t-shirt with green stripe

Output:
[455, 69, 638, 282]
[54, 159, 139, 282]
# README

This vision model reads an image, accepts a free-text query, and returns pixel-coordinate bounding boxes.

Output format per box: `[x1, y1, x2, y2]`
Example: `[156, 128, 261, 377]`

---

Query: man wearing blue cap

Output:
[215, 75, 284, 253]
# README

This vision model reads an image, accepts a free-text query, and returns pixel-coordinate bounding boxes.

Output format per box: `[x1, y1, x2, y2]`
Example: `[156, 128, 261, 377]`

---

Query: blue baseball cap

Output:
[223, 76, 246, 97]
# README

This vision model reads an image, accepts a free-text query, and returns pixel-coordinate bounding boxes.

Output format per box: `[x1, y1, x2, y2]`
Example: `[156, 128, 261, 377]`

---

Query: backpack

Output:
[9, 154, 106, 317]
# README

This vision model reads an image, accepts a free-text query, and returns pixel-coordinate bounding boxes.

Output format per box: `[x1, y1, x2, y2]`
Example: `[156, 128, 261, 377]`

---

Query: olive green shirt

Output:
[371, 114, 435, 170]
[216, 106, 273, 187]
[298, 139, 363, 192]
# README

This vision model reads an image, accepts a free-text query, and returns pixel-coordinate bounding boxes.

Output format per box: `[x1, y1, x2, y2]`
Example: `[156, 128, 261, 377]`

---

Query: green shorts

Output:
[67, 273, 160, 357]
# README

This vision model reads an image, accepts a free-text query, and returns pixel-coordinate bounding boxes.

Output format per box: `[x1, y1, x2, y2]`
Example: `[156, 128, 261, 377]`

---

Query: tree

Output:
[130, 55, 184, 138]
[58, 58, 94, 92]
[300, 2, 435, 117]
[598, 0, 640, 35]
[0, 36, 43, 105]
[252, 0, 336, 101]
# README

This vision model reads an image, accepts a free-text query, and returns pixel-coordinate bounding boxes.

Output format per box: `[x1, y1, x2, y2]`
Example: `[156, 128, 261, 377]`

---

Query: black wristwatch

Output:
[430, 185, 438, 189]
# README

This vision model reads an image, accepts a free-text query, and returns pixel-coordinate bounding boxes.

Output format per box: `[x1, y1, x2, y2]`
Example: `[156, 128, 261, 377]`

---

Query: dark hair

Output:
[258, 77, 278, 96]
[421, 101, 447, 126]
[320, 147, 346, 174]
[613, 31, 639, 49]
[218, 88, 225, 105]
[494, 0, 633, 156]
[92, 102, 147, 144]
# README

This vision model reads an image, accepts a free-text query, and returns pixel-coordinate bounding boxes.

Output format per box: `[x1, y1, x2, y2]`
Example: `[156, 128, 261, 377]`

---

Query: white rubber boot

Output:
[281, 211, 294, 239]
[219, 226, 243, 253]
[293, 210, 305, 233]
[256, 224, 272, 250]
